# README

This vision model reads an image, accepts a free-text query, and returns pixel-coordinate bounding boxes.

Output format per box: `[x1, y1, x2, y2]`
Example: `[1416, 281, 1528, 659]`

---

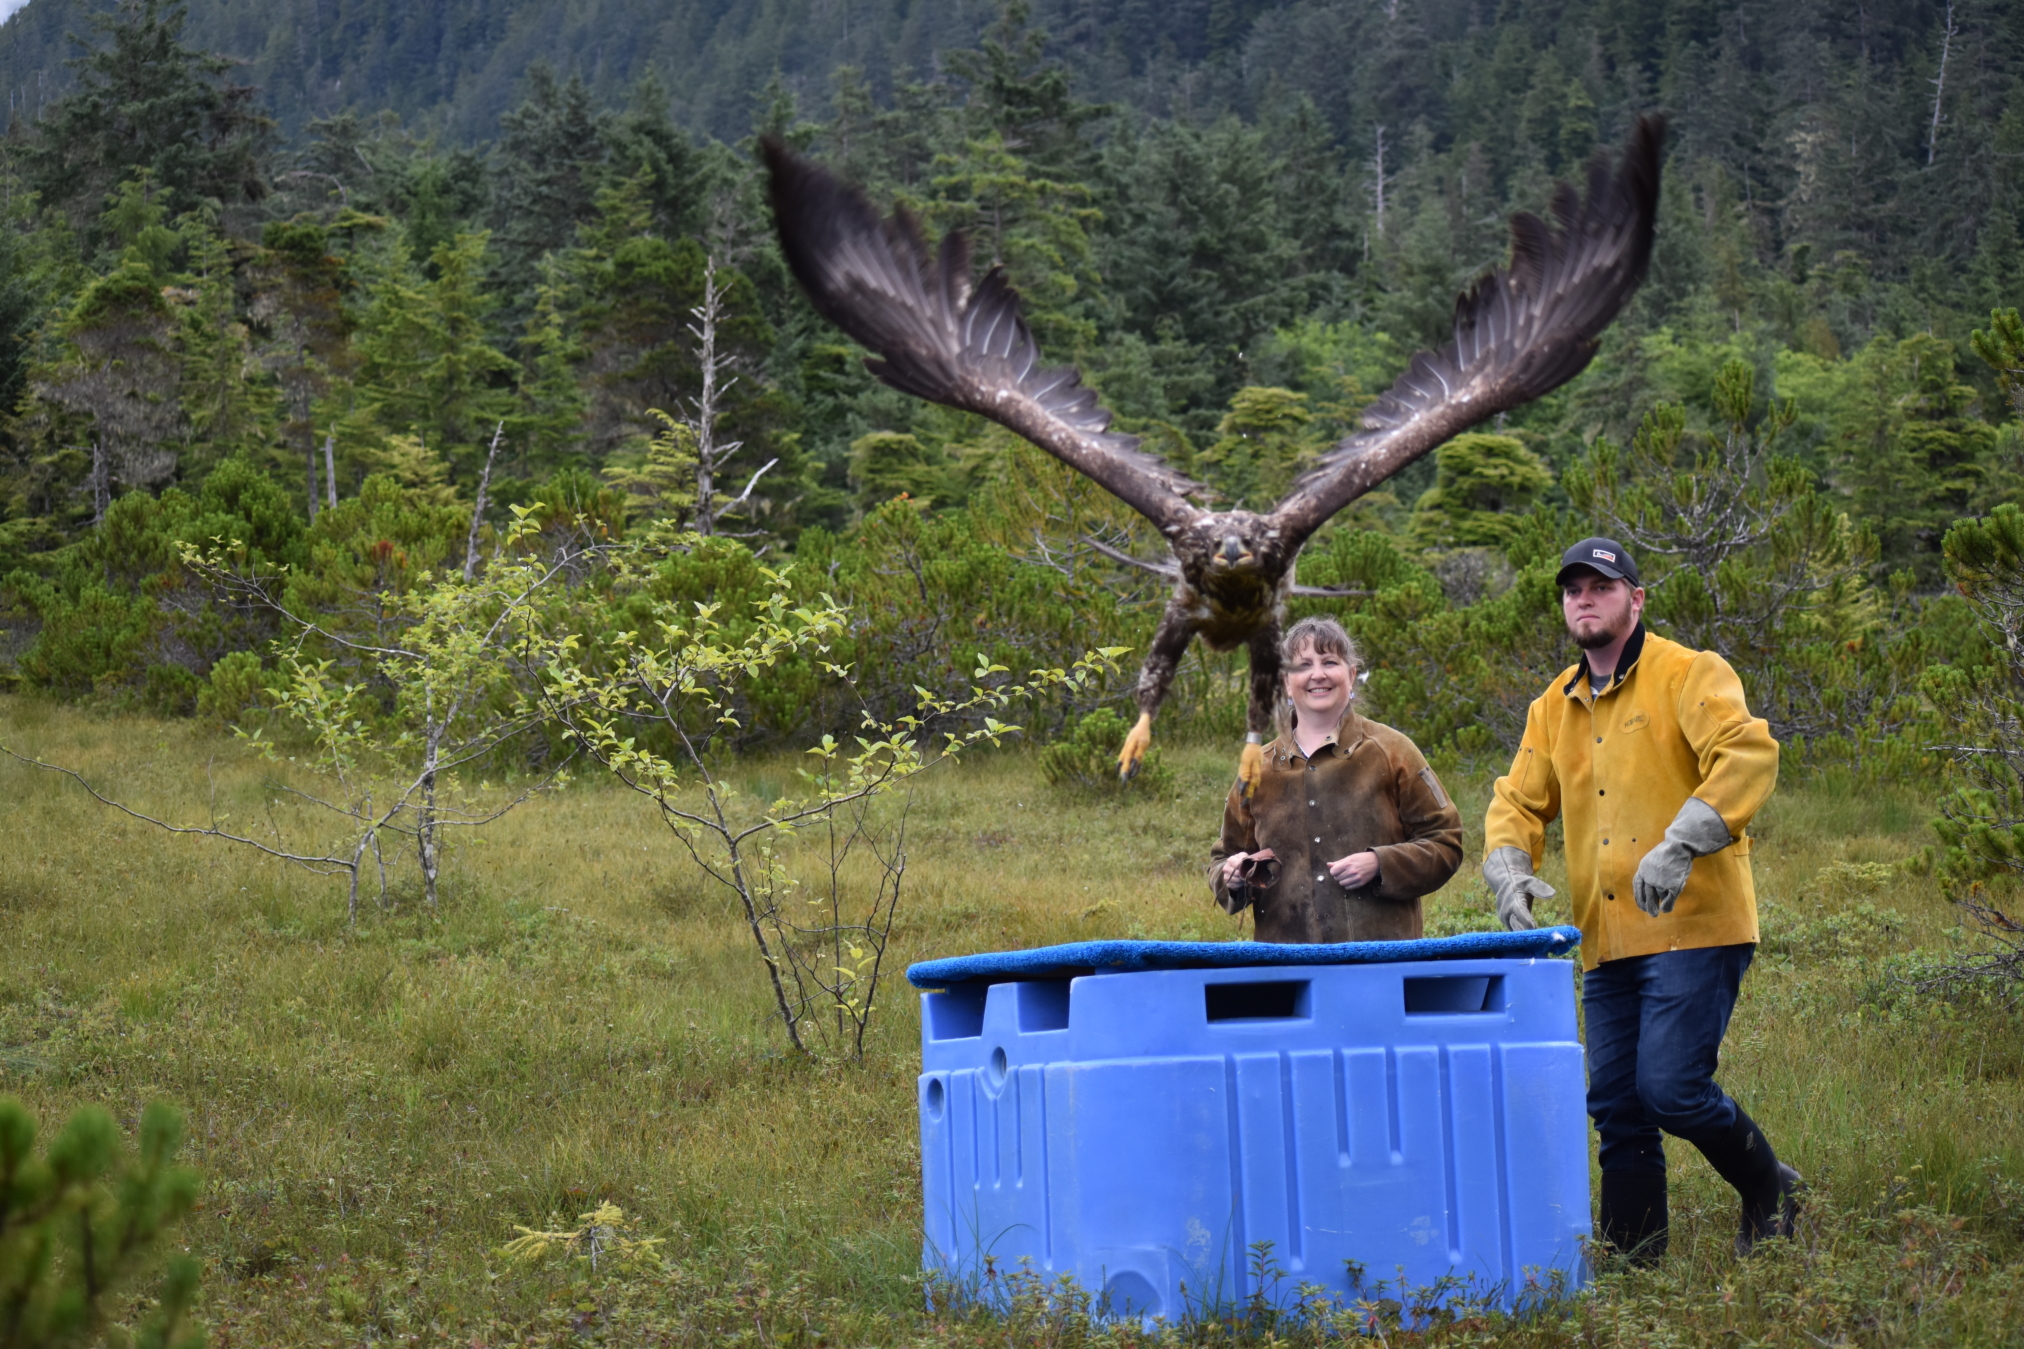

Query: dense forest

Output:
[0, 0, 2018, 763]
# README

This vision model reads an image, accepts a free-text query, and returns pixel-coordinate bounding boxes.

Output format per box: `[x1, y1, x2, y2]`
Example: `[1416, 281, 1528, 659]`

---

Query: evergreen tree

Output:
[26, 175, 188, 507]
[0, 1098, 203, 1349]
[487, 65, 609, 300]
[570, 175, 774, 467]
[925, 130, 1102, 352]
[942, 0, 1109, 182]
[507, 260, 589, 478]
[1195, 385, 1320, 510]
[254, 215, 358, 518]
[352, 231, 516, 484]
[604, 71, 708, 241]
[1408, 434, 1556, 549]
[1097, 116, 1306, 419]
[172, 214, 278, 478]
[1838, 333, 1998, 583]
[21, 0, 271, 249]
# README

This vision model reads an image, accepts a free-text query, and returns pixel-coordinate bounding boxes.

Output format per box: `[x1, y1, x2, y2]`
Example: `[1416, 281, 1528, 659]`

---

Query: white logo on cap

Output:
[1592, 548, 1617, 563]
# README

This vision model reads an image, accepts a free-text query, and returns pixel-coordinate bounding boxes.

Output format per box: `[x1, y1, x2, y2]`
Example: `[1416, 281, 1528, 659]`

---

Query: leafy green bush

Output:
[0, 1098, 203, 1349]
[1039, 707, 1172, 795]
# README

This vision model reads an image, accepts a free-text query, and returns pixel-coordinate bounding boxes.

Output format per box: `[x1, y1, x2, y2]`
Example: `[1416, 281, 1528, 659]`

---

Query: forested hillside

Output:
[0, 0, 2018, 762]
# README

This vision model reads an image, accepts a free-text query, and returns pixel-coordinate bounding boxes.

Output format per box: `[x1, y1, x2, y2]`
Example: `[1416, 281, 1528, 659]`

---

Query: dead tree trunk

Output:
[688, 256, 736, 536]
[90, 442, 108, 526]
[464, 421, 504, 582]
[1928, 1, 1957, 166]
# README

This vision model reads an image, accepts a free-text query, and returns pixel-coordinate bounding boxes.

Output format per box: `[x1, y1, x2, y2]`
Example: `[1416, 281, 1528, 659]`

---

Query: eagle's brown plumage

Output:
[763, 117, 1665, 782]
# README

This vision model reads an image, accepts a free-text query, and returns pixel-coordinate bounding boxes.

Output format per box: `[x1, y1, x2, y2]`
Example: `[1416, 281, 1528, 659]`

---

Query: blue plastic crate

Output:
[912, 933, 1589, 1321]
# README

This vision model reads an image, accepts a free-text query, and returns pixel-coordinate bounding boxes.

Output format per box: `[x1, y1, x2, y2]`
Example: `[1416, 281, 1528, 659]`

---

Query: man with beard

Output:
[1481, 538, 1801, 1265]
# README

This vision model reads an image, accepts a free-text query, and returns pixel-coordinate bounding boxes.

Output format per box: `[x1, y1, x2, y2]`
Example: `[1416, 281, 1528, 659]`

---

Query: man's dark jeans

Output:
[1583, 943, 1755, 1174]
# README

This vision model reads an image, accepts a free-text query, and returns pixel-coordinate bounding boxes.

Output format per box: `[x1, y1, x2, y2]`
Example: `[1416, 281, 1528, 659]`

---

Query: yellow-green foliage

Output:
[0, 699, 2021, 1344]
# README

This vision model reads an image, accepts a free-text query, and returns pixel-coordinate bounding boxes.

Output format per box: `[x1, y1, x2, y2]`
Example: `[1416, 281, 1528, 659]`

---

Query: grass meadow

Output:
[1, 693, 2021, 1346]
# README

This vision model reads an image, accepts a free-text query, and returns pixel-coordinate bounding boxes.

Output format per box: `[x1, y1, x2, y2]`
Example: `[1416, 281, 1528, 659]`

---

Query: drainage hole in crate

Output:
[1205, 980, 1312, 1022]
[924, 1078, 946, 1120]
[1103, 1271, 1163, 1319]
[987, 1046, 1008, 1087]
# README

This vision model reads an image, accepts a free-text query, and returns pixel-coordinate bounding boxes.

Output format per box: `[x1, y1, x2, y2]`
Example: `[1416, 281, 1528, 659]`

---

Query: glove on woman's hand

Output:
[1632, 797, 1733, 916]
[1483, 846, 1554, 931]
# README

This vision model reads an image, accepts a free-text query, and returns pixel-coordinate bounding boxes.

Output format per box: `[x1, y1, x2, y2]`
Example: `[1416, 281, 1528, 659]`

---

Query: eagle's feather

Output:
[763, 139, 1204, 535]
[1269, 116, 1664, 542]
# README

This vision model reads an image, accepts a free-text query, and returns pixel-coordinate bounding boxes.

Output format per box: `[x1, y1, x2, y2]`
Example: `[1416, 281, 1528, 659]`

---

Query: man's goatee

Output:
[1573, 626, 1618, 650]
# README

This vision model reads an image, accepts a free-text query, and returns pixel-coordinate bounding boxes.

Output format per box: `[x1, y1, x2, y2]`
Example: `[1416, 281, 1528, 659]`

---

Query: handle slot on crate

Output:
[925, 984, 987, 1039]
[1402, 974, 1506, 1014]
[1205, 979, 1312, 1022]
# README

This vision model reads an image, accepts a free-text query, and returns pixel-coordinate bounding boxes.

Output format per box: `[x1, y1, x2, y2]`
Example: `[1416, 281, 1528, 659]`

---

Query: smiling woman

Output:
[1209, 616, 1465, 943]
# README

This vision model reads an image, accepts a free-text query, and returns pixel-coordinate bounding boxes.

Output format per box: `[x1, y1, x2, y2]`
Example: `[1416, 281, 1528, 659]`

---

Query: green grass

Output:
[1, 695, 2021, 1345]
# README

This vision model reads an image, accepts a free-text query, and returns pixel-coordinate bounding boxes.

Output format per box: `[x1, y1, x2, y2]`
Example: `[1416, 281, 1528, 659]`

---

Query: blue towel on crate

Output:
[905, 925, 1581, 988]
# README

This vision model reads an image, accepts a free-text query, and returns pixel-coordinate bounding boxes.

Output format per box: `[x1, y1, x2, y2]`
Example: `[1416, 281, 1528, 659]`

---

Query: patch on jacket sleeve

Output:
[1419, 766, 1450, 808]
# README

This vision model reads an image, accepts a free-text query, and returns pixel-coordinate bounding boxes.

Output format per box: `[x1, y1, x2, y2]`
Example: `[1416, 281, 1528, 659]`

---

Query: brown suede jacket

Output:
[1210, 711, 1464, 943]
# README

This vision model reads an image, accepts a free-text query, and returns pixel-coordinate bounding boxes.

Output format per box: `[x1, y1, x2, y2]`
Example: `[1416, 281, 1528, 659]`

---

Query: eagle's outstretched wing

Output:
[1269, 115, 1665, 544]
[762, 137, 1204, 536]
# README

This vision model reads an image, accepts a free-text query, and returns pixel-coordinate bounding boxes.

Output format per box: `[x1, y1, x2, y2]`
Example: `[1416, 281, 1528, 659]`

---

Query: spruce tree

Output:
[352, 232, 515, 485]
[21, 0, 271, 249]
[255, 215, 357, 518]
[1839, 333, 1997, 583]
[488, 65, 609, 301]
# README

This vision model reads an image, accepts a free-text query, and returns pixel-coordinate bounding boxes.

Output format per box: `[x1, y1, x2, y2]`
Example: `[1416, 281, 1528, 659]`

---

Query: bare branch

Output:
[4, 747, 355, 875]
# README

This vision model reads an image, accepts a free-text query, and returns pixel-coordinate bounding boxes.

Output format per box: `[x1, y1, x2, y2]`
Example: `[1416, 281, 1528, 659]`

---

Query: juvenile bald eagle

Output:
[763, 117, 1663, 791]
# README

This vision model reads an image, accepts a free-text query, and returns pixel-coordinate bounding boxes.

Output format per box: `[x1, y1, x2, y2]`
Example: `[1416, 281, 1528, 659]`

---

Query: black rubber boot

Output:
[1597, 1171, 1669, 1267]
[1690, 1106, 1804, 1257]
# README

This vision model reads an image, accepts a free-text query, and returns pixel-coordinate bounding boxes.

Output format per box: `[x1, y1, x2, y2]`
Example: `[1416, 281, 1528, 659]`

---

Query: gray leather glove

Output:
[1483, 846, 1555, 931]
[1632, 797, 1734, 916]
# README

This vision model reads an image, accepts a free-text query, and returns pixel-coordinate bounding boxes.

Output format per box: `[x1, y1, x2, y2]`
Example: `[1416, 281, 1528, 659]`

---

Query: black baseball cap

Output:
[1556, 537, 1641, 588]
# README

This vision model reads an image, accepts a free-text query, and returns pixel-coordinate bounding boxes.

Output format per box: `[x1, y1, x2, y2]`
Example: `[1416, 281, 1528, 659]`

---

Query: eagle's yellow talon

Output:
[1117, 713, 1154, 781]
[1238, 741, 1265, 799]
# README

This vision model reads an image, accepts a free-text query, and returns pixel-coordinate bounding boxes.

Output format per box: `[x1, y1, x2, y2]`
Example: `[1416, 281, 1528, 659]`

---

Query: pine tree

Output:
[925, 130, 1101, 352]
[507, 260, 589, 477]
[27, 174, 188, 505]
[571, 174, 777, 481]
[0, 1098, 204, 1349]
[942, 0, 1108, 182]
[603, 409, 697, 526]
[1195, 386, 1321, 510]
[848, 430, 946, 512]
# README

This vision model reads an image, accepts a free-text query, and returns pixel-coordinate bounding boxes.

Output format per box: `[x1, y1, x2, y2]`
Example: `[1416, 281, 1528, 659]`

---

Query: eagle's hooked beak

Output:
[1214, 536, 1253, 568]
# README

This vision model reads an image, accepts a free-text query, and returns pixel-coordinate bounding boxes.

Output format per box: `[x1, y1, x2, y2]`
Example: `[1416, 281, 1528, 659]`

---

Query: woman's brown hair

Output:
[1273, 616, 1363, 743]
